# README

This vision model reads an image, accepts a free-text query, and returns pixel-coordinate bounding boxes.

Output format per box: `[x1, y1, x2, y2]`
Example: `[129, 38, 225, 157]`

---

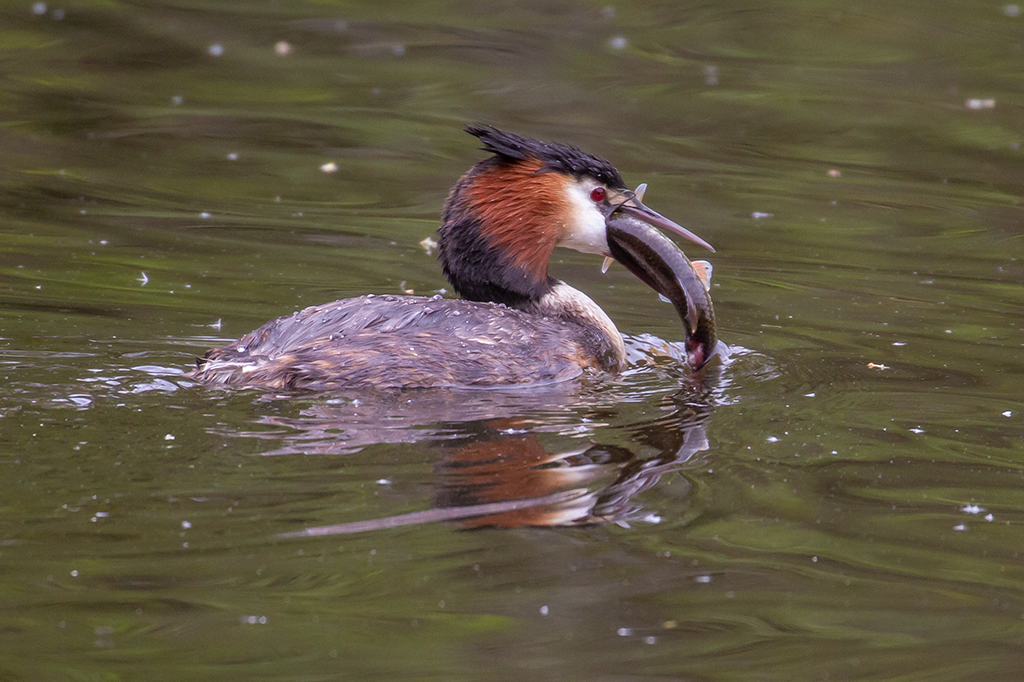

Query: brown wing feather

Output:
[190, 295, 607, 390]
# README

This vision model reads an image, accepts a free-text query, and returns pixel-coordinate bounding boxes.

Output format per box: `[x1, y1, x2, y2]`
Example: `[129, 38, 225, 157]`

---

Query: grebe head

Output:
[439, 125, 717, 366]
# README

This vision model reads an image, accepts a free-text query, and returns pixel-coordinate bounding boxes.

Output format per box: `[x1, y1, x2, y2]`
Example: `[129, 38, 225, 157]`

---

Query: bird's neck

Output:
[522, 281, 626, 373]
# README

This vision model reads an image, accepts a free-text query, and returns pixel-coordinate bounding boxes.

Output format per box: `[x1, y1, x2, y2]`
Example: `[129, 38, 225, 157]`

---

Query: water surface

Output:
[2, 1, 1022, 680]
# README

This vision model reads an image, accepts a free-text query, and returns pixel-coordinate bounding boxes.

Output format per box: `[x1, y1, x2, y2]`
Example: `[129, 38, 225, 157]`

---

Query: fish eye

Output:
[590, 187, 606, 202]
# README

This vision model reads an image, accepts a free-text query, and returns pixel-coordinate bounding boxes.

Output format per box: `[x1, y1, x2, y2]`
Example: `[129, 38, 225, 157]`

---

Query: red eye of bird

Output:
[590, 187, 606, 202]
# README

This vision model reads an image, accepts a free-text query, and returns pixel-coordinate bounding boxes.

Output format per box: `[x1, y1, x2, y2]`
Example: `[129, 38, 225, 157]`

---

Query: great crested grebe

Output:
[189, 126, 719, 390]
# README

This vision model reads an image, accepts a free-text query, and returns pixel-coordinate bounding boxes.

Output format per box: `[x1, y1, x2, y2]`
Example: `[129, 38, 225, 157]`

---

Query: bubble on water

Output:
[32, 2, 47, 15]
[609, 36, 628, 50]
[208, 44, 224, 57]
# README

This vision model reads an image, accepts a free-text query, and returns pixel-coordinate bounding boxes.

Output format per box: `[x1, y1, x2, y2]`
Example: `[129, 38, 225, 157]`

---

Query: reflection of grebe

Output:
[190, 126, 718, 390]
[275, 396, 716, 537]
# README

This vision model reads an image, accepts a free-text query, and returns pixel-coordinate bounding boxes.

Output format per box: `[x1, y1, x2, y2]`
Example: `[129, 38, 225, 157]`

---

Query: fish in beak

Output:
[602, 192, 719, 369]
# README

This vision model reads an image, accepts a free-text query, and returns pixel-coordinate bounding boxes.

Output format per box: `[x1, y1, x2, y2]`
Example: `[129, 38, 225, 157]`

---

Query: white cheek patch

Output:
[559, 181, 610, 256]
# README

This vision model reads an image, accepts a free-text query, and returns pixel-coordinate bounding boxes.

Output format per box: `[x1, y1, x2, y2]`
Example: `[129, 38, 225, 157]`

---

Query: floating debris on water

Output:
[965, 98, 996, 110]
[704, 65, 719, 86]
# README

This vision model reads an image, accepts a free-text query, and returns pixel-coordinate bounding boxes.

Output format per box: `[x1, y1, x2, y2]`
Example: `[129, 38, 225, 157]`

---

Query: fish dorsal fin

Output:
[691, 260, 713, 291]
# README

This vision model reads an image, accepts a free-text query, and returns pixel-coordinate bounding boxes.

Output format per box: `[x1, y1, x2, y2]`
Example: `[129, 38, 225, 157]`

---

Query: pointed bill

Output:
[613, 183, 714, 253]
[601, 256, 614, 273]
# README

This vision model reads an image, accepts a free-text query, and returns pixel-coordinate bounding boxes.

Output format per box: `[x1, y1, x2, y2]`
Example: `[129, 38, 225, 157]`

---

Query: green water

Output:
[2, 1, 1022, 680]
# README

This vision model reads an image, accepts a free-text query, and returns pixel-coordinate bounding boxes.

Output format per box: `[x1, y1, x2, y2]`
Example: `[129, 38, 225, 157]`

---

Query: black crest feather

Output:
[465, 125, 626, 189]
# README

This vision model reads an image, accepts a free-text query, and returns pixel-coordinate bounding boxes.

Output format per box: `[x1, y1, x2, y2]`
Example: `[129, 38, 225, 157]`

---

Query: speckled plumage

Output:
[190, 295, 619, 390]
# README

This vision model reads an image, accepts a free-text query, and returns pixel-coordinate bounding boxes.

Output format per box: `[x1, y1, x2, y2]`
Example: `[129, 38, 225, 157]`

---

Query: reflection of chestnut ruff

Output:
[435, 434, 633, 528]
[434, 421, 709, 529]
